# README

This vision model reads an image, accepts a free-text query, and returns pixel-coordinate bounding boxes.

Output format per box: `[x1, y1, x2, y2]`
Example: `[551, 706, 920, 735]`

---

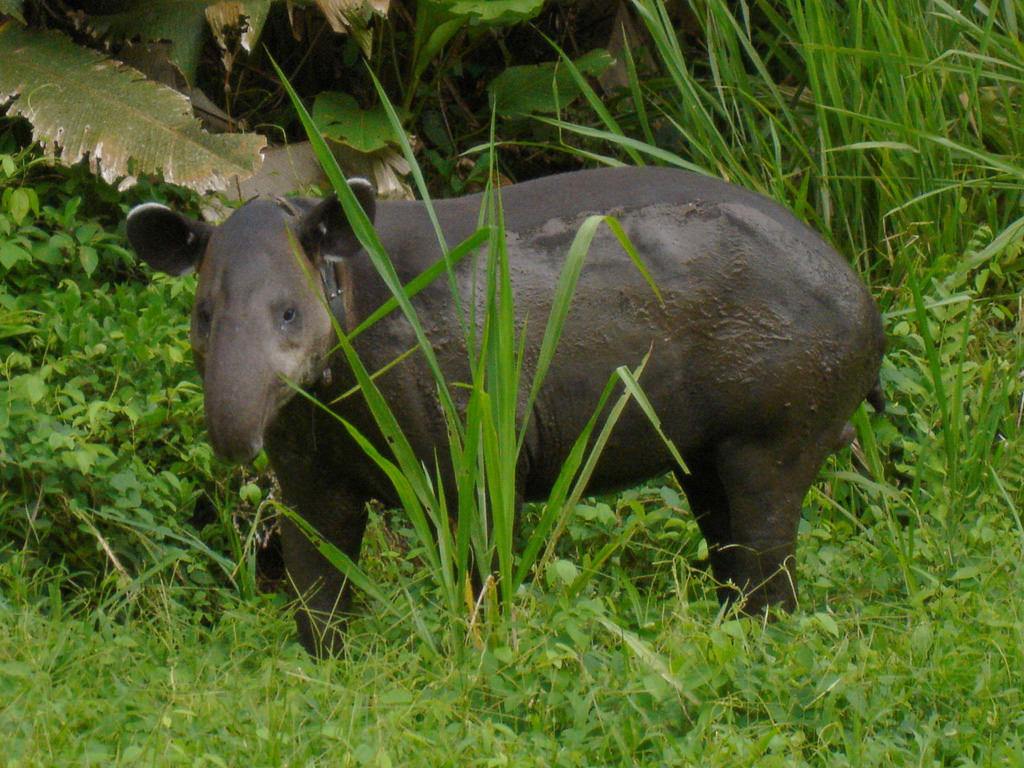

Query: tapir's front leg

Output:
[268, 445, 369, 657]
[278, 502, 367, 657]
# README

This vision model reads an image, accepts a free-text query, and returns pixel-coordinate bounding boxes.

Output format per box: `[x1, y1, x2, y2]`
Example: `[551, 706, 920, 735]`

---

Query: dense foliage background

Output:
[2, 1, 1024, 765]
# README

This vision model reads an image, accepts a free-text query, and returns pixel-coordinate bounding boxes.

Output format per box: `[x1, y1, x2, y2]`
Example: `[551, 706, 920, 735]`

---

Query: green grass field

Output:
[3, 1, 1024, 765]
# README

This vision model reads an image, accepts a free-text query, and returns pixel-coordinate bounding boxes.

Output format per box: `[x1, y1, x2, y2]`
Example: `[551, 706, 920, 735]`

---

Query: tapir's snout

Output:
[200, 326, 274, 465]
[210, 438, 263, 465]
[203, 382, 269, 465]
[206, 412, 265, 464]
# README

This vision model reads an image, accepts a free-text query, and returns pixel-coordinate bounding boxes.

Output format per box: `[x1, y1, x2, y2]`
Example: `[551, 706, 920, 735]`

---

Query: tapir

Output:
[127, 166, 885, 655]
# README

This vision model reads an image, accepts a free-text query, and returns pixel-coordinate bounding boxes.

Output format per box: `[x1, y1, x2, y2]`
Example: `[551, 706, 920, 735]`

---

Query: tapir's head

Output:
[126, 180, 376, 464]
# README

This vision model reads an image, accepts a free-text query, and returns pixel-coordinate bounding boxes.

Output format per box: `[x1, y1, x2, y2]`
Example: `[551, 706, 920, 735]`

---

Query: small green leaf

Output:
[659, 486, 681, 507]
[352, 743, 377, 766]
[109, 471, 141, 494]
[951, 565, 981, 581]
[0, 241, 30, 269]
[78, 245, 98, 276]
[240, 483, 262, 505]
[910, 622, 933, 656]
[312, 92, 400, 153]
[489, 48, 614, 118]
[416, 17, 465, 82]
[8, 188, 29, 224]
[548, 558, 578, 586]
[31, 239, 63, 265]
[447, 0, 545, 24]
[14, 373, 46, 403]
[74, 222, 99, 244]
[719, 620, 747, 640]
[813, 612, 840, 637]
[491, 646, 514, 665]
[69, 447, 96, 475]
[320, 724, 346, 740]
[378, 688, 413, 706]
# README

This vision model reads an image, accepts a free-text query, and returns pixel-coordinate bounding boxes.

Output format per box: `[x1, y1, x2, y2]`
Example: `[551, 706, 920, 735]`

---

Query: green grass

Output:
[3, 485, 1023, 767]
[3, 0, 1024, 764]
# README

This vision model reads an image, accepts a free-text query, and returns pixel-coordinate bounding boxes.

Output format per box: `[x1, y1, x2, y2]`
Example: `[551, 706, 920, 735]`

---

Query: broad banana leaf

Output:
[0, 23, 265, 193]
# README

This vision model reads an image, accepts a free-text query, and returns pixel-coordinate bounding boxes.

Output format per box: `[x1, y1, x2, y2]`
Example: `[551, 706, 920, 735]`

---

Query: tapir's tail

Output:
[833, 380, 885, 453]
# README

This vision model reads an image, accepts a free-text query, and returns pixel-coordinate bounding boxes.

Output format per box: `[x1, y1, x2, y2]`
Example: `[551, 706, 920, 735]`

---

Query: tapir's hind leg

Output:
[680, 430, 840, 614]
[710, 432, 841, 613]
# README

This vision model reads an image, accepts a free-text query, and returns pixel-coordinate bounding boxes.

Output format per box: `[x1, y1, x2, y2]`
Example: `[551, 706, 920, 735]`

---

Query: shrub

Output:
[0, 130, 257, 610]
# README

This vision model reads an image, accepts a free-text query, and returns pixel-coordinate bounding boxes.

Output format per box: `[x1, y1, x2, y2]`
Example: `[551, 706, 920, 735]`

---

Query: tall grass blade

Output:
[543, 33, 645, 166]
[273, 503, 395, 611]
[348, 228, 490, 339]
[271, 57, 465, 450]
[614, 363, 688, 474]
[518, 214, 659, 456]
[534, 354, 656, 578]
[513, 372, 622, 588]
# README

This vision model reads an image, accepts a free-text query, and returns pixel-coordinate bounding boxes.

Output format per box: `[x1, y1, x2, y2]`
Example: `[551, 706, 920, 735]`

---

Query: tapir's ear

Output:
[298, 178, 377, 262]
[126, 203, 213, 276]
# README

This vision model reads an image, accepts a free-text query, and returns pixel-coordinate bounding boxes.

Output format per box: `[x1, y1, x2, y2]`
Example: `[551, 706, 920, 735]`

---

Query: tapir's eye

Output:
[278, 306, 301, 332]
[272, 301, 301, 334]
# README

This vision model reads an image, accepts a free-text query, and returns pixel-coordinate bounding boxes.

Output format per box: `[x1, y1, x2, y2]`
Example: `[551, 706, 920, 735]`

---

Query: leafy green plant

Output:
[399, 0, 547, 113]
[0, 142, 262, 613]
[0, 0, 575, 198]
[488, 48, 614, 119]
[0, 1, 394, 193]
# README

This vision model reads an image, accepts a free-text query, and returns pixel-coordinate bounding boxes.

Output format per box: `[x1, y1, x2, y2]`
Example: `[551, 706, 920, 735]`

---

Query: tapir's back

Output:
[362, 166, 883, 493]
[382, 167, 874, 332]
[379, 167, 884, 492]
[376, 166, 878, 334]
